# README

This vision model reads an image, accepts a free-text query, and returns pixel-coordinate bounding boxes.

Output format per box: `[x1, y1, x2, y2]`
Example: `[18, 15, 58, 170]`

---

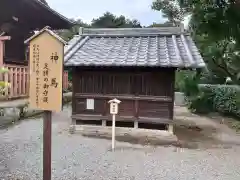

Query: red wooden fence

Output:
[0, 64, 68, 99]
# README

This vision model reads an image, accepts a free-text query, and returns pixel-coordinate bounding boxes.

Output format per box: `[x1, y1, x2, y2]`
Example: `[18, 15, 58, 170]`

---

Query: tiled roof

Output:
[64, 27, 205, 68]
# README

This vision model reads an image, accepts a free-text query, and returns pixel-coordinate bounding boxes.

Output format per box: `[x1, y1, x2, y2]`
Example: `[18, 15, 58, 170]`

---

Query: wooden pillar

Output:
[19, 68, 22, 95]
[10, 68, 14, 98]
[134, 100, 139, 128]
[0, 40, 3, 66]
[23, 67, 26, 95]
[14, 68, 18, 96]
[71, 67, 76, 115]
[0, 36, 11, 66]
[170, 69, 176, 120]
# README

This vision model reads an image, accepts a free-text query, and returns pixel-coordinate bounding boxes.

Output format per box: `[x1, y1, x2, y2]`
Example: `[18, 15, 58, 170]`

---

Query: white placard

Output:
[110, 103, 118, 115]
[86, 99, 94, 110]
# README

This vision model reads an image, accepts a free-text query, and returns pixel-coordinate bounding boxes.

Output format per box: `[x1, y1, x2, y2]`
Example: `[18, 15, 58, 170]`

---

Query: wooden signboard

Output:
[26, 27, 66, 112]
[25, 26, 67, 180]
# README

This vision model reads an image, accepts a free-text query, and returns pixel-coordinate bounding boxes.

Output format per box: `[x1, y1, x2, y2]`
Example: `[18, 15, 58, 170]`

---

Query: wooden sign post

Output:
[25, 26, 66, 180]
[108, 98, 121, 151]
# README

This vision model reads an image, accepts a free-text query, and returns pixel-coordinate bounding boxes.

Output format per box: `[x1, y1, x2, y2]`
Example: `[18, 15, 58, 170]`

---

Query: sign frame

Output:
[25, 26, 67, 112]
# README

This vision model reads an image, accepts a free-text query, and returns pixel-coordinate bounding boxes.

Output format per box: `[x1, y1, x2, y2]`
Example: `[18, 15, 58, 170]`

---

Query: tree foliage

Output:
[152, 0, 240, 85]
[152, 0, 240, 42]
[91, 12, 141, 28]
[180, 0, 240, 43]
[57, 19, 90, 41]
[58, 12, 142, 41]
[148, 21, 174, 27]
[152, 0, 186, 24]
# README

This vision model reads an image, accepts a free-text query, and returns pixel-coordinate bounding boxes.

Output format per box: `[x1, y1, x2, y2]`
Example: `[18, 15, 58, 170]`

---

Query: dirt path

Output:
[174, 106, 240, 149]
[0, 106, 240, 179]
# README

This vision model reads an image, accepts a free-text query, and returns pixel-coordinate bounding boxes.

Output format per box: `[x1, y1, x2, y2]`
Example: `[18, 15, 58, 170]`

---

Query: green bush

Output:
[176, 69, 239, 118]
[181, 74, 213, 113]
[186, 84, 240, 118]
[182, 75, 200, 97]
[186, 85, 215, 114]
[212, 85, 240, 118]
[175, 70, 196, 92]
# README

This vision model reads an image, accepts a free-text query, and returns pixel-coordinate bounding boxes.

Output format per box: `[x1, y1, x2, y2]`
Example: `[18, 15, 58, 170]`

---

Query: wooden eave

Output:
[0, 0, 75, 31]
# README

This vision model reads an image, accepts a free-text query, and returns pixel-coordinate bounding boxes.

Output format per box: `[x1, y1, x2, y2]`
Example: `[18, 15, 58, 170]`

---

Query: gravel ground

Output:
[0, 106, 240, 180]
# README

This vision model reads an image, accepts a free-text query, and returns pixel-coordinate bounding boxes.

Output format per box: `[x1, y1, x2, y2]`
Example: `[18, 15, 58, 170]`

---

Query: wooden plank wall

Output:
[72, 67, 175, 122]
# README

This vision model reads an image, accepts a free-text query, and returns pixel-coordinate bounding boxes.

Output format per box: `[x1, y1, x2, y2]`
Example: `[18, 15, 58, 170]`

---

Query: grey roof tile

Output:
[64, 28, 205, 68]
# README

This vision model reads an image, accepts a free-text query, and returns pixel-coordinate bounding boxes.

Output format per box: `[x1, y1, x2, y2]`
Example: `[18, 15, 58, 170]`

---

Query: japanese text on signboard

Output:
[42, 52, 60, 104]
[33, 44, 40, 106]
[28, 30, 63, 112]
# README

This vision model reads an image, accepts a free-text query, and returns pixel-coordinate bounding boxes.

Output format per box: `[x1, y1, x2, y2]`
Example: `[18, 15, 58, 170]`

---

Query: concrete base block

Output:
[102, 120, 107, 126]
[134, 121, 138, 129]
[168, 124, 174, 134]
[174, 92, 186, 106]
[69, 125, 76, 134]
[72, 118, 76, 125]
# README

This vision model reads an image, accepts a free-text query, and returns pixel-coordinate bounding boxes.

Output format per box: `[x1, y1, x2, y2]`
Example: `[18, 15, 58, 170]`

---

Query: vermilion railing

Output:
[0, 65, 29, 99]
[0, 64, 68, 99]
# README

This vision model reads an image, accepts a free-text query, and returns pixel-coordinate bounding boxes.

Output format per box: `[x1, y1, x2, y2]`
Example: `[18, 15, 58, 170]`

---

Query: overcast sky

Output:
[47, 0, 167, 26]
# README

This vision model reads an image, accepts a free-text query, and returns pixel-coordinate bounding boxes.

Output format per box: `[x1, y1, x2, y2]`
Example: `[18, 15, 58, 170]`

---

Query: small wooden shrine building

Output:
[64, 26, 205, 129]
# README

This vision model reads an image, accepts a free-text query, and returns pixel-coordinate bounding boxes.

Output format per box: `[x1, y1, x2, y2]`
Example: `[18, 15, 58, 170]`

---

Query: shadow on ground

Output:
[81, 123, 221, 150]
[81, 121, 240, 150]
[174, 124, 220, 149]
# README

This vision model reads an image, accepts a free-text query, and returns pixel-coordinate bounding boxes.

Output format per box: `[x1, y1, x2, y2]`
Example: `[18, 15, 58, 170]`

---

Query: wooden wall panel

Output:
[73, 67, 176, 122]
[138, 101, 170, 118]
[112, 100, 135, 116]
[76, 67, 175, 97]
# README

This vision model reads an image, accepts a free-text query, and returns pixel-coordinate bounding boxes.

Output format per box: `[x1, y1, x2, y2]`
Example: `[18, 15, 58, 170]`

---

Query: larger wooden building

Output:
[0, 0, 73, 99]
[0, 0, 73, 65]
[64, 27, 205, 129]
